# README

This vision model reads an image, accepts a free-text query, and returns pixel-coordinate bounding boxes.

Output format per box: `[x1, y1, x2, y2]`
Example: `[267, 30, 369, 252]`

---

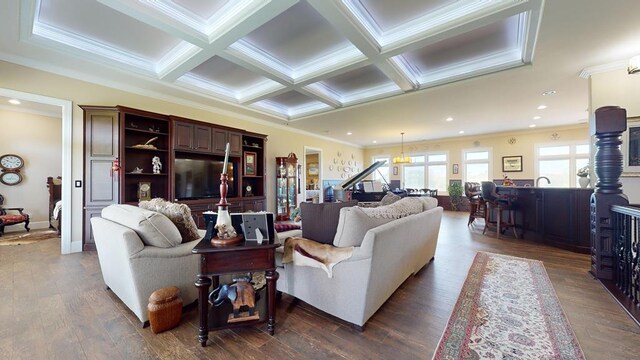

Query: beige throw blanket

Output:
[283, 237, 353, 278]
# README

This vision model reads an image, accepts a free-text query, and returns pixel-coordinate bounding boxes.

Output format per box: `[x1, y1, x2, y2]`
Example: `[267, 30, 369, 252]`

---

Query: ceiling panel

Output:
[401, 15, 521, 73]
[355, 0, 457, 33]
[38, 0, 181, 61]
[239, 1, 357, 69]
[313, 64, 400, 101]
[172, 0, 231, 21]
[188, 56, 277, 92]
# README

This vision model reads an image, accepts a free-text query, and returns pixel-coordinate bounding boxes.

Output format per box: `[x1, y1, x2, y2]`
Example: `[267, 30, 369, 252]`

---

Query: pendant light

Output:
[392, 132, 412, 164]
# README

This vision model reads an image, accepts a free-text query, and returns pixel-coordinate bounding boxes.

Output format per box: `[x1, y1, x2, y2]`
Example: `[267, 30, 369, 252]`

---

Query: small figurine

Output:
[503, 174, 515, 186]
[152, 156, 162, 174]
[214, 222, 237, 239]
[131, 166, 143, 174]
[210, 274, 257, 320]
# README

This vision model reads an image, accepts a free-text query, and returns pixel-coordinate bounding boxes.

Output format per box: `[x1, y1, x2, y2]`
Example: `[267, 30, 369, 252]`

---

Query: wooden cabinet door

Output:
[229, 131, 242, 156]
[193, 125, 212, 152]
[84, 109, 119, 207]
[213, 129, 228, 154]
[174, 122, 193, 150]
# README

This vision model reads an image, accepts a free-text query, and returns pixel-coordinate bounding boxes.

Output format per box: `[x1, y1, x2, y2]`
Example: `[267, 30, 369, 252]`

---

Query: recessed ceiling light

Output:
[8, 99, 21, 105]
[446, 117, 453, 122]
[458, 130, 464, 134]
[347, 132, 352, 135]
[533, 116, 541, 120]
[529, 124, 537, 128]
[372, 140, 377, 144]
[537, 105, 547, 110]
[542, 90, 557, 96]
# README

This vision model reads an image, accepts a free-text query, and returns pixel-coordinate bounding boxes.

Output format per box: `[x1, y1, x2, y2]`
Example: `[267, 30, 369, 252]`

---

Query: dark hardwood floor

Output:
[2, 211, 640, 359]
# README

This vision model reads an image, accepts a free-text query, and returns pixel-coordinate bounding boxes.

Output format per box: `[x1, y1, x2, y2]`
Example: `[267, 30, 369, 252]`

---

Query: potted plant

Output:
[447, 182, 464, 211]
[577, 165, 590, 188]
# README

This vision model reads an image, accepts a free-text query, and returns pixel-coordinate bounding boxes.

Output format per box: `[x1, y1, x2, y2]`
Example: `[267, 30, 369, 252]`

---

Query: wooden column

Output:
[590, 106, 630, 279]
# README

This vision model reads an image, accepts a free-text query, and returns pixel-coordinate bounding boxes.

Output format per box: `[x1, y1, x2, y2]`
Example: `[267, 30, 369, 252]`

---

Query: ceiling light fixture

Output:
[8, 99, 21, 105]
[529, 124, 536, 128]
[347, 132, 352, 135]
[533, 116, 541, 120]
[542, 90, 557, 96]
[459, 130, 465, 134]
[372, 140, 377, 144]
[392, 132, 412, 164]
[537, 105, 547, 110]
[446, 117, 453, 122]
[628, 55, 640, 74]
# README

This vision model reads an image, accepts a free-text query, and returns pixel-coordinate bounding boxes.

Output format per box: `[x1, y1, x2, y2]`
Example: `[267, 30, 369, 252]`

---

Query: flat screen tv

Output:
[174, 158, 236, 200]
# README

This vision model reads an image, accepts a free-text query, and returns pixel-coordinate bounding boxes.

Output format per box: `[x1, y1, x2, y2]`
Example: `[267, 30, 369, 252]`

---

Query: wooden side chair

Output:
[464, 182, 485, 226]
[0, 194, 30, 236]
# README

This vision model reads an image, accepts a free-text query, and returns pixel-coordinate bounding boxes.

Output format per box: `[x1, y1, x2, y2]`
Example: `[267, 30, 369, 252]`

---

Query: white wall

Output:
[591, 69, 640, 204]
[0, 109, 62, 229]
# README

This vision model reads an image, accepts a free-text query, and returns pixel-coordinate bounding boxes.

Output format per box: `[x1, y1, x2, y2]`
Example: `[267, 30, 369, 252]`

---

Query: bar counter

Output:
[496, 186, 593, 253]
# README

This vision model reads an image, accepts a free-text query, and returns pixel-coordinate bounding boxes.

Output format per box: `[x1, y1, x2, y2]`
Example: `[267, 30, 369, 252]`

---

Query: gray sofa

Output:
[91, 204, 203, 324]
[276, 197, 443, 327]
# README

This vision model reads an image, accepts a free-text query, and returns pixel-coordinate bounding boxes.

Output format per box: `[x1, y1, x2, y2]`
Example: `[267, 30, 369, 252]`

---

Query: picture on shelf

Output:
[244, 151, 257, 176]
[308, 163, 319, 175]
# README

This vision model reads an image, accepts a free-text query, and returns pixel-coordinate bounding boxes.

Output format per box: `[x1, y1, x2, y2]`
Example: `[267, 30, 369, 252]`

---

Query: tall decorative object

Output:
[152, 156, 162, 174]
[590, 106, 629, 280]
[212, 143, 241, 246]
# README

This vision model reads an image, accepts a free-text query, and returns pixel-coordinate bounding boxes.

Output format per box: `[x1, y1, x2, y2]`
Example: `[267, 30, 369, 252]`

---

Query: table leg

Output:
[265, 269, 279, 335]
[195, 275, 211, 347]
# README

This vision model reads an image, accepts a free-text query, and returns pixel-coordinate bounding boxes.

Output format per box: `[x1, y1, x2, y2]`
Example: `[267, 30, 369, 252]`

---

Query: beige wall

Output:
[591, 69, 640, 203]
[0, 61, 362, 244]
[0, 109, 62, 228]
[365, 125, 589, 190]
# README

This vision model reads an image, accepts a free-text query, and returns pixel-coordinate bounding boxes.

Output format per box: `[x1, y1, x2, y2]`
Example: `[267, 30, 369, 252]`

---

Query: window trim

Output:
[535, 141, 590, 188]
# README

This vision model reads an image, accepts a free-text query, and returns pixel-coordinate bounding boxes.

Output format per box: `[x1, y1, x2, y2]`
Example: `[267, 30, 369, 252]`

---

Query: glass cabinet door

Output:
[275, 154, 298, 221]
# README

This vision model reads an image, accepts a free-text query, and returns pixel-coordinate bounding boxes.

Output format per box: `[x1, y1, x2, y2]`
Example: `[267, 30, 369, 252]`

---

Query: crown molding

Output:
[579, 60, 628, 79]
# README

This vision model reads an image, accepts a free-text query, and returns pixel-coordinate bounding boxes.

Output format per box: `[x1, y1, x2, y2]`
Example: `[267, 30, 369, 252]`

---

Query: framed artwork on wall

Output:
[502, 155, 523, 172]
[393, 166, 398, 175]
[623, 116, 640, 176]
[452, 164, 459, 174]
[244, 151, 257, 176]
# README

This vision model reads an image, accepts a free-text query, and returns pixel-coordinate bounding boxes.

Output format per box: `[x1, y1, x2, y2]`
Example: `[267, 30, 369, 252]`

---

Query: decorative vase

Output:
[578, 176, 589, 188]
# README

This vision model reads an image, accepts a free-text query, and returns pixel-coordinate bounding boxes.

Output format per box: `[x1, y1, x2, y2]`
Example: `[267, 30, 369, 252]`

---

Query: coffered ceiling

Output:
[2, 0, 640, 146]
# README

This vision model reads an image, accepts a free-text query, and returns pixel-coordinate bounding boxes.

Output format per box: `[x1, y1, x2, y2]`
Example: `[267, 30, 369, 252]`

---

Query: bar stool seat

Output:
[480, 182, 519, 239]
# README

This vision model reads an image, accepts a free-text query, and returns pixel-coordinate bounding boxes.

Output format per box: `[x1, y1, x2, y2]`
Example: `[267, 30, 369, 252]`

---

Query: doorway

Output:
[0, 88, 73, 254]
[303, 146, 323, 204]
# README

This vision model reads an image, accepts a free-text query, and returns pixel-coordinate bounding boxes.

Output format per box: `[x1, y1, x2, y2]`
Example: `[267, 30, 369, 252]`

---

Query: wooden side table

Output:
[192, 237, 279, 347]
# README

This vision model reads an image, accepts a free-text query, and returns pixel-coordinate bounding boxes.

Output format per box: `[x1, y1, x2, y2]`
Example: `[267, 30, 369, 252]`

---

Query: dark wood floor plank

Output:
[2, 211, 640, 359]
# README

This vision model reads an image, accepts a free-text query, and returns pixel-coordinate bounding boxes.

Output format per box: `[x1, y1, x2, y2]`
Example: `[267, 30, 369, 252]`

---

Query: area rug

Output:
[433, 251, 585, 360]
[0, 229, 58, 246]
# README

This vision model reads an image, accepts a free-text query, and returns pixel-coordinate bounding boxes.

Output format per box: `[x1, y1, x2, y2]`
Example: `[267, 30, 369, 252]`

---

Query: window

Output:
[427, 153, 447, 192]
[463, 149, 491, 183]
[536, 143, 590, 187]
[371, 156, 389, 183]
[403, 156, 425, 189]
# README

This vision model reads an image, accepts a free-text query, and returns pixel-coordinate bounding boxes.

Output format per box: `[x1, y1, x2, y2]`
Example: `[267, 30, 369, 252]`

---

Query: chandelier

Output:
[392, 132, 412, 164]
[628, 55, 640, 74]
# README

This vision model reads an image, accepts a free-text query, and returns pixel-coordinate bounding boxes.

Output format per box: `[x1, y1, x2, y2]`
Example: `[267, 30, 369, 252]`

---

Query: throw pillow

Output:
[300, 200, 358, 244]
[360, 197, 423, 219]
[333, 207, 393, 247]
[417, 196, 438, 211]
[379, 191, 401, 206]
[101, 204, 182, 248]
[139, 198, 200, 242]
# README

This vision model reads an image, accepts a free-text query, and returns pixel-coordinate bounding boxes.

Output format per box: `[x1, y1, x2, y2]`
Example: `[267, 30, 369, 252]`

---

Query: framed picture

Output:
[308, 163, 319, 175]
[623, 116, 640, 176]
[502, 156, 523, 172]
[393, 166, 398, 175]
[452, 163, 459, 174]
[244, 151, 256, 176]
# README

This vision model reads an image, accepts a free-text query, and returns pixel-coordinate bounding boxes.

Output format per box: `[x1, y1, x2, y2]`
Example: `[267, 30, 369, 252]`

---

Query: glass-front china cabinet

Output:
[276, 153, 298, 221]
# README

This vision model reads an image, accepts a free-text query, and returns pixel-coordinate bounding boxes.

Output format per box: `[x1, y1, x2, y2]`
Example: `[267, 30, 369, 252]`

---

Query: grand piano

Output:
[333, 160, 403, 202]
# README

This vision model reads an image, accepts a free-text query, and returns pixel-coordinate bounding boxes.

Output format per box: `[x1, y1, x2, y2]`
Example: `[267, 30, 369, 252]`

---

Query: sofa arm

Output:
[130, 239, 199, 259]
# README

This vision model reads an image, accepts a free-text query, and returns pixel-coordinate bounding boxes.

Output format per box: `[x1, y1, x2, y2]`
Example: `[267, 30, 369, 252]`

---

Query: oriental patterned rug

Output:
[0, 229, 58, 246]
[433, 252, 585, 360]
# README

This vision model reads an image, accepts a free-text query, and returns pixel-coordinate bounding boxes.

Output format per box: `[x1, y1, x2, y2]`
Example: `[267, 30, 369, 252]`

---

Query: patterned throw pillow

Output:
[379, 191, 401, 206]
[139, 198, 201, 242]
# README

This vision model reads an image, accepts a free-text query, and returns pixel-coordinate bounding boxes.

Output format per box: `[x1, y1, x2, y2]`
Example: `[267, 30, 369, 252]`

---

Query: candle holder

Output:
[211, 144, 243, 246]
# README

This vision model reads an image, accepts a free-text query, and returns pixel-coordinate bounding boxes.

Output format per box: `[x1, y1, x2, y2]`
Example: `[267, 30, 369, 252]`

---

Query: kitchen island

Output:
[496, 186, 593, 253]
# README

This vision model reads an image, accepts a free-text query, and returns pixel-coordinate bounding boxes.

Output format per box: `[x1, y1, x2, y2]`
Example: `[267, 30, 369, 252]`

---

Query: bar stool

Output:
[480, 182, 518, 239]
[464, 182, 485, 226]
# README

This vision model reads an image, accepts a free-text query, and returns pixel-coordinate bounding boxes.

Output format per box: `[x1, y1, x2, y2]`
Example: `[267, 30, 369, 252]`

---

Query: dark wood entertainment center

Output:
[81, 105, 267, 250]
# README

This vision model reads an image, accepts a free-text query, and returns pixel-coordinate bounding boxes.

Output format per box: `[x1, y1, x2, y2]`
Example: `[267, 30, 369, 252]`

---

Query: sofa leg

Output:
[352, 324, 364, 332]
[142, 320, 150, 328]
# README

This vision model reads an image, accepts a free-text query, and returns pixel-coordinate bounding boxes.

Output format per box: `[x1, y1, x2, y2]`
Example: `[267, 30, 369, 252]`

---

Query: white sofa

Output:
[276, 197, 443, 328]
[91, 204, 203, 324]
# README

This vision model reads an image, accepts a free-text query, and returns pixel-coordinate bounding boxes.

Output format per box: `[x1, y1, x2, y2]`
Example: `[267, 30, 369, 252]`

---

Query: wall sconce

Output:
[628, 55, 640, 74]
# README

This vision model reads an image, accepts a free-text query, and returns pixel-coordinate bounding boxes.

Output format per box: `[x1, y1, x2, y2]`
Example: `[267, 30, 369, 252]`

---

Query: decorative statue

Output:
[214, 222, 237, 239]
[152, 156, 162, 174]
[209, 274, 256, 318]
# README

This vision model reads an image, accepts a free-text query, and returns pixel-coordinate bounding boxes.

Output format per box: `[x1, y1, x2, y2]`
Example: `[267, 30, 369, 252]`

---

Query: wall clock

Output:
[0, 154, 24, 171]
[138, 182, 151, 201]
[0, 172, 22, 186]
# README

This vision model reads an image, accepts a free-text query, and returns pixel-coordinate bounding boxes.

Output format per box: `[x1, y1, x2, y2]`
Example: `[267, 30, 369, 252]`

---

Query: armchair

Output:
[90, 204, 202, 325]
[0, 194, 30, 236]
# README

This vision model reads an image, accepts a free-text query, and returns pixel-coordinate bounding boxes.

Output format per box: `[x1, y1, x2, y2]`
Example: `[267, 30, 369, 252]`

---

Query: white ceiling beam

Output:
[297, 87, 342, 109]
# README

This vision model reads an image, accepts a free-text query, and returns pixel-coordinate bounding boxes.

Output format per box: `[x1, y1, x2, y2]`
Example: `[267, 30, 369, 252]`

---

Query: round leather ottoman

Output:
[147, 286, 183, 334]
